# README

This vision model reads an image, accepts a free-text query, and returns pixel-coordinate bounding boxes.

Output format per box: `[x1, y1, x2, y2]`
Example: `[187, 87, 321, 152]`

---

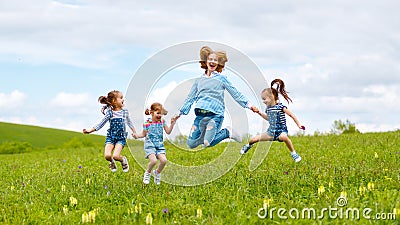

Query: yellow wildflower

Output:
[61, 185, 66, 192]
[263, 198, 273, 209]
[62, 205, 68, 215]
[88, 210, 96, 223]
[328, 181, 334, 188]
[359, 186, 366, 196]
[384, 176, 392, 180]
[69, 196, 78, 207]
[367, 181, 375, 191]
[135, 203, 142, 214]
[374, 152, 378, 158]
[197, 208, 202, 218]
[82, 212, 89, 223]
[318, 185, 325, 195]
[340, 191, 347, 198]
[146, 213, 153, 225]
[86, 178, 91, 185]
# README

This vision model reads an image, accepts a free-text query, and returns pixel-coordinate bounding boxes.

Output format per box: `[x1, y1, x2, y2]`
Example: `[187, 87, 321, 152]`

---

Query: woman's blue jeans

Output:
[187, 110, 229, 148]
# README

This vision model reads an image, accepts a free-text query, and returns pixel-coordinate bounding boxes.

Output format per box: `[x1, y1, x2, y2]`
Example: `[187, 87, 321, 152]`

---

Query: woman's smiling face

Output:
[206, 53, 218, 73]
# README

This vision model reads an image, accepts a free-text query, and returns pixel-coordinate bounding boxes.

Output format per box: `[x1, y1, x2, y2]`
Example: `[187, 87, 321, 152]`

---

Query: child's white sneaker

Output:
[291, 152, 302, 163]
[143, 171, 151, 184]
[153, 170, 161, 185]
[240, 144, 253, 154]
[109, 160, 117, 172]
[121, 156, 129, 172]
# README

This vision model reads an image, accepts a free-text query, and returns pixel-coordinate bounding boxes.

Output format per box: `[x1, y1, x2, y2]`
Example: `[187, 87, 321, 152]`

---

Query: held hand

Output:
[83, 128, 95, 134]
[132, 132, 138, 139]
[170, 119, 177, 125]
[250, 106, 260, 113]
[172, 114, 180, 123]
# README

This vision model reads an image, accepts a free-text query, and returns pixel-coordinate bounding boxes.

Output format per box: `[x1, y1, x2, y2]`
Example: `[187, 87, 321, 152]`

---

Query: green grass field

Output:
[0, 122, 399, 224]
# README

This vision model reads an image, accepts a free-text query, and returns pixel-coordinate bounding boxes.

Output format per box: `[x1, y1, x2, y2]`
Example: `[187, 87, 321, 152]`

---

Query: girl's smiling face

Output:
[151, 110, 163, 122]
[114, 92, 125, 109]
[206, 53, 218, 73]
[261, 91, 276, 106]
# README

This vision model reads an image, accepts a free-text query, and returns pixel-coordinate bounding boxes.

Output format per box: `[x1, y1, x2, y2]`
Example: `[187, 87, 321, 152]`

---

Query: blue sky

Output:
[1, 0, 399, 138]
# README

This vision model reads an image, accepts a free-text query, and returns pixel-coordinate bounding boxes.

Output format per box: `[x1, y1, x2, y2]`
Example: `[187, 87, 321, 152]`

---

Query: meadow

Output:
[0, 122, 399, 224]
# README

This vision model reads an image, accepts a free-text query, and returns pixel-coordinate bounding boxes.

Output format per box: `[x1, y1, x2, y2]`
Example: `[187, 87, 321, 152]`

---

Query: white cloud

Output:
[145, 81, 179, 108]
[0, 90, 27, 108]
[50, 92, 91, 107]
[358, 123, 400, 133]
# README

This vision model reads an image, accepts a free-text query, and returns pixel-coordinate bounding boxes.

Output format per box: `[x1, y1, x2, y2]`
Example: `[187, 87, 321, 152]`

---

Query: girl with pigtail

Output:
[240, 79, 304, 162]
[134, 102, 177, 185]
[83, 90, 137, 172]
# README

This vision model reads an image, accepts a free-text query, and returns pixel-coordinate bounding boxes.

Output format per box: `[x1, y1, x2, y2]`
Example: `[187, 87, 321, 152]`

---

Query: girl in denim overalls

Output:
[175, 46, 258, 149]
[240, 79, 305, 162]
[83, 90, 137, 172]
[134, 102, 176, 185]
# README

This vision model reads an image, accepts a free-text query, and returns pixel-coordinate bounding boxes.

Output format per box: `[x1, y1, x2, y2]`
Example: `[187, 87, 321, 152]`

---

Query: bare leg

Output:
[249, 133, 274, 145]
[104, 144, 114, 162]
[156, 153, 167, 173]
[112, 144, 124, 162]
[147, 154, 158, 173]
[241, 133, 275, 154]
[278, 133, 295, 152]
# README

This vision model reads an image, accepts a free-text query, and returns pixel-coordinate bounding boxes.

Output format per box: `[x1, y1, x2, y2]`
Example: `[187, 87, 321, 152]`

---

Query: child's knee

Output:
[278, 134, 289, 142]
[159, 157, 168, 165]
[149, 158, 157, 165]
[105, 154, 112, 161]
[112, 155, 121, 161]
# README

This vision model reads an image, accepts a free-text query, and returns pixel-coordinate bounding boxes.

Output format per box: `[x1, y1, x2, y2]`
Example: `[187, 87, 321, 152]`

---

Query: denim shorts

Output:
[144, 140, 166, 158]
[105, 136, 126, 147]
[267, 125, 288, 142]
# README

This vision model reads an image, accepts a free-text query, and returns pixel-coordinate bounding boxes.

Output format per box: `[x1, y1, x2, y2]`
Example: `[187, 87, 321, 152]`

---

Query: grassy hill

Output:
[0, 122, 105, 150]
[0, 122, 399, 224]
